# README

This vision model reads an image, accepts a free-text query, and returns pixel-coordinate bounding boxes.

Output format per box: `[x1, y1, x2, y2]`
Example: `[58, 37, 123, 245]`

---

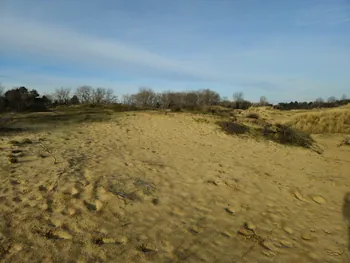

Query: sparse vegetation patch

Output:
[266, 123, 315, 148]
[218, 121, 250, 135]
[217, 119, 316, 150]
[246, 112, 260, 119]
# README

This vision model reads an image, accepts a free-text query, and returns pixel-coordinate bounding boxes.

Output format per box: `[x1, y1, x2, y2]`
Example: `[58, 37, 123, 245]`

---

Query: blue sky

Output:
[0, 0, 349, 102]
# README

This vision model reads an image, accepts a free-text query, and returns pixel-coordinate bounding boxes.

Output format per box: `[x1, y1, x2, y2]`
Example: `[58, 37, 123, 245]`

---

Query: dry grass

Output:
[288, 108, 350, 134]
[245, 112, 260, 119]
[0, 107, 116, 135]
[217, 119, 316, 150]
[0, 113, 15, 129]
[218, 121, 250, 135]
[267, 123, 315, 149]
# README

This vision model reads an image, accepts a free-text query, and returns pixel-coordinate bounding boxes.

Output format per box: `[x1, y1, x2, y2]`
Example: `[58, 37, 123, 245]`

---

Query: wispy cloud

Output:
[0, 13, 316, 90]
[0, 1, 349, 102]
[0, 69, 143, 96]
[0, 13, 220, 82]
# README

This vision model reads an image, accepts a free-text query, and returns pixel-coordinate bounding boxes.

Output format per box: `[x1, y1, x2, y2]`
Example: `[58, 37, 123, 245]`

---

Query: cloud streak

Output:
[0, 13, 311, 90]
[0, 1, 349, 102]
[0, 13, 220, 82]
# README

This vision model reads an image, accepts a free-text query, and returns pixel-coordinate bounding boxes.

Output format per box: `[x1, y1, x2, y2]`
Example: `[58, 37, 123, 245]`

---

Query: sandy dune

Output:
[0, 112, 349, 262]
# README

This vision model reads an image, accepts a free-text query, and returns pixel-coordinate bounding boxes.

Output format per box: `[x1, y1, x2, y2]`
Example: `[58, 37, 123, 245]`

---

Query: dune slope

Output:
[0, 112, 349, 262]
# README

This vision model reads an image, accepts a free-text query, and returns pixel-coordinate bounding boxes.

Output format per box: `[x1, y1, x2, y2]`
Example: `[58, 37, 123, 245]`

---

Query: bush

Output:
[246, 112, 260, 119]
[182, 105, 202, 111]
[171, 107, 182, 112]
[344, 137, 350, 145]
[272, 124, 314, 148]
[217, 121, 249, 135]
[232, 100, 252, 110]
[217, 119, 315, 150]
[109, 103, 135, 112]
[340, 136, 350, 146]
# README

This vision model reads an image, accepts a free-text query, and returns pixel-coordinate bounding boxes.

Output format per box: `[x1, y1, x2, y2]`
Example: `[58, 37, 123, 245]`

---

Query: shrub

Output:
[217, 121, 249, 135]
[182, 105, 201, 111]
[344, 137, 350, 145]
[109, 103, 135, 112]
[217, 119, 315, 150]
[171, 107, 182, 112]
[340, 136, 350, 146]
[273, 123, 314, 148]
[246, 112, 260, 119]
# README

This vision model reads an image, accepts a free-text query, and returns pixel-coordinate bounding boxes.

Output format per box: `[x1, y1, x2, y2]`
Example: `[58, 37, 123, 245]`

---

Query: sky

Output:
[0, 0, 349, 103]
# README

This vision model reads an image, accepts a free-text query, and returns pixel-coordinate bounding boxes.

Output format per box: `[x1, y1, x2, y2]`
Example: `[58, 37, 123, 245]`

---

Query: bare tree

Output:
[134, 87, 157, 107]
[198, 89, 220, 106]
[313, 97, 324, 106]
[0, 83, 4, 97]
[92, 87, 106, 104]
[105, 89, 117, 103]
[158, 91, 172, 109]
[315, 97, 324, 103]
[167, 92, 184, 109]
[220, 96, 232, 108]
[327, 96, 337, 103]
[341, 94, 347, 101]
[69, 95, 80, 105]
[232, 92, 245, 109]
[122, 94, 136, 106]
[259, 96, 268, 106]
[76, 85, 93, 104]
[0, 83, 5, 112]
[54, 88, 71, 105]
[233, 92, 244, 102]
[183, 91, 199, 107]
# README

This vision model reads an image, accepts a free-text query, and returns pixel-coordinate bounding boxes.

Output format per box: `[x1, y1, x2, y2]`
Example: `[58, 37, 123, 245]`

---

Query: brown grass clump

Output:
[246, 112, 260, 119]
[339, 136, 350, 147]
[289, 109, 350, 134]
[265, 123, 315, 149]
[218, 119, 316, 150]
[204, 105, 232, 116]
[218, 121, 250, 135]
[344, 137, 350, 145]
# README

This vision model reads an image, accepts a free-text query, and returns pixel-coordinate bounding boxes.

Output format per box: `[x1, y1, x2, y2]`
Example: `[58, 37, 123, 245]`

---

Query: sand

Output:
[0, 111, 349, 262]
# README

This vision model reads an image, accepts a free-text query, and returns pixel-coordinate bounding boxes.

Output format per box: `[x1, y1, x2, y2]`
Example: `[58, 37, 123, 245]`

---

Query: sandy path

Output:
[0, 112, 349, 262]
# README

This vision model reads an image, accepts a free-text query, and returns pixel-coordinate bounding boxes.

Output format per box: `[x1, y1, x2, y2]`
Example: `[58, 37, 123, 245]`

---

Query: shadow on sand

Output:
[0, 109, 114, 135]
[342, 192, 350, 251]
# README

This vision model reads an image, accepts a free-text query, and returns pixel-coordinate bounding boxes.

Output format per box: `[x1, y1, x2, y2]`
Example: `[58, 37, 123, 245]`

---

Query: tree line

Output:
[0, 85, 118, 112]
[275, 95, 350, 110]
[0, 83, 348, 113]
